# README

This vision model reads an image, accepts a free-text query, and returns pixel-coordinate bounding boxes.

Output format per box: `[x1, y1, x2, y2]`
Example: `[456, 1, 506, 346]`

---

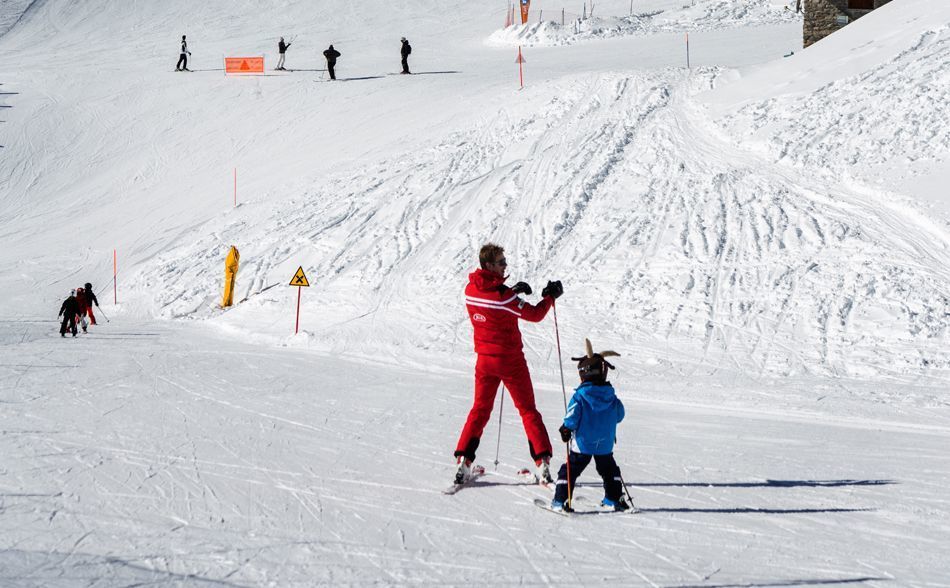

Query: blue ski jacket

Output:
[562, 382, 625, 455]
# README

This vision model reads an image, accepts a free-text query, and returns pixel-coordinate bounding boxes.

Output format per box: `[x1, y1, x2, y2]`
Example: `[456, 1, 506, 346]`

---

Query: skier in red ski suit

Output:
[454, 243, 563, 485]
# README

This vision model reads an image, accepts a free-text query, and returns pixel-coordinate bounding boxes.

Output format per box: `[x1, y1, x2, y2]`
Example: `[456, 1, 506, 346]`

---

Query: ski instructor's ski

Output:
[442, 465, 486, 495]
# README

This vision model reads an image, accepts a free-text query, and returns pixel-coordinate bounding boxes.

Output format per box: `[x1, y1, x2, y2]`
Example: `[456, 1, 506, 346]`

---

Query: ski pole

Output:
[618, 470, 638, 511]
[552, 299, 573, 507]
[96, 305, 110, 323]
[493, 385, 506, 470]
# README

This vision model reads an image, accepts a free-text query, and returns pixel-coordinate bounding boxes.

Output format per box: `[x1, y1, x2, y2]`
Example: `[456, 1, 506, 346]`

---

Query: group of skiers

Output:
[175, 35, 413, 77]
[58, 284, 101, 337]
[456, 243, 632, 512]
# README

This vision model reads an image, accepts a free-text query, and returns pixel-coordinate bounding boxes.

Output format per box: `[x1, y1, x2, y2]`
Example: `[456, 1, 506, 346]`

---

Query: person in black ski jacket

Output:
[84, 282, 100, 325]
[176, 35, 191, 71]
[277, 37, 291, 70]
[323, 45, 340, 80]
[400, 37, 412, 74]
[59, 290, 80, 337]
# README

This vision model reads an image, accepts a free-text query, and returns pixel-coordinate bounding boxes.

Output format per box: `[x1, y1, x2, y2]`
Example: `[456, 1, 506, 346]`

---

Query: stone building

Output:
[804, 0, 894, 47]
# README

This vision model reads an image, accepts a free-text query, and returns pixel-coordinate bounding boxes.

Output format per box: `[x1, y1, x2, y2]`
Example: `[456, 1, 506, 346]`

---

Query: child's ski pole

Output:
[619, 470, 638, 511]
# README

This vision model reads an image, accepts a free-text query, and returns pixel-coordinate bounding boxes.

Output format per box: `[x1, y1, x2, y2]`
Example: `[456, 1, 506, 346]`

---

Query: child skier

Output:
[551, 338, 631, 512]
[84, 282, 100, 325]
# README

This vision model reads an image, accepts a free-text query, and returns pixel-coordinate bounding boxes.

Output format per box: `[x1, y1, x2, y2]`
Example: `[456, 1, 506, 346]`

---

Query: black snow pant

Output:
[553, 451, 623, 504]
[401, 55, 410, 74]
[176, 53, 188, 70]
[60, 314, 76, 336]
[327, 61, 336, 79]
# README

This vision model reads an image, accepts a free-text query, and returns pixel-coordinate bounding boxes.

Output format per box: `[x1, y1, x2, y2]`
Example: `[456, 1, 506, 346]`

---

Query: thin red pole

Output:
[295, 287, 301, 334]
[113, 249, 117, 304]
[518, 46, 524, 89]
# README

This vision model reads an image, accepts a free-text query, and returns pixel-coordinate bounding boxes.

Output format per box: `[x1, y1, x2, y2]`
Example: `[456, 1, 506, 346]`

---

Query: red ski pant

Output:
[86, 306, 96, 325]
[455, 353, 553, 462]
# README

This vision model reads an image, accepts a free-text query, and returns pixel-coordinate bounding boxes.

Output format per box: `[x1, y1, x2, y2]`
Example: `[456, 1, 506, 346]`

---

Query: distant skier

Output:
[550, 339, 631, 513]
[400, 37, 412, 74]
[176, 35, 191, 72]
[276, 36, 291, 71]
[453, 243, 564, 486]
[58, 290, 79, 337]
[75, 287, 89, 333]
[84, 282, 100, 325]
[323, 44, 340, 80]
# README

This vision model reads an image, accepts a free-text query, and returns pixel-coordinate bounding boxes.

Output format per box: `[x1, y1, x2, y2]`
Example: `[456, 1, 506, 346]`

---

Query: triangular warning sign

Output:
[240, 60, 250, 71]
[290, 266, 310, 287]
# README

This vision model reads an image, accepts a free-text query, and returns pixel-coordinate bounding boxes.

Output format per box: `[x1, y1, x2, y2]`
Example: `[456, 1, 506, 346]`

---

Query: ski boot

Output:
[536, 457, 553, 485]
[550, 499, 574, 513]
[601, 496, 631, 512]
[454, 456, 473, 485]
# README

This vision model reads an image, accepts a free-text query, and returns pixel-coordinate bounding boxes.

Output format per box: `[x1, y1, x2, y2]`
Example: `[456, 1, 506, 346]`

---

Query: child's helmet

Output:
[571, 338, 620, 385]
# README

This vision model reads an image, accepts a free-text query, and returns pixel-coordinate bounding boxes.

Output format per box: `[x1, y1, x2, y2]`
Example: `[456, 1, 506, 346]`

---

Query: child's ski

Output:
[534, 497, 639, 516]
[575, 495, 641, 514]
[534, 498, 573, 516]
[442, 465, 486, 495]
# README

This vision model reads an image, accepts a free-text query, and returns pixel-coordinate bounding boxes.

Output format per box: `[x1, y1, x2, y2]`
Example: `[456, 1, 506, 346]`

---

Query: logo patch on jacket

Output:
[473, 313, 487, 322]
[518, 300, 525, 309]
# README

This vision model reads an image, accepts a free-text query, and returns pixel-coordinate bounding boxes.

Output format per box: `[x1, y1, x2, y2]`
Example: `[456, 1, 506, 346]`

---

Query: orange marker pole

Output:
[518, 46, 524, 89]
[113, 249, 117, 304]
[295, 286, 302, 334]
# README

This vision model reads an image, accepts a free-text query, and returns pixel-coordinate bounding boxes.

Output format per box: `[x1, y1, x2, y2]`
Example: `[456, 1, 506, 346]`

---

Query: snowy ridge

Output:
[714, 28, 950, 209]
[128, 65, 949, 378]
[488, 0, 801, 46]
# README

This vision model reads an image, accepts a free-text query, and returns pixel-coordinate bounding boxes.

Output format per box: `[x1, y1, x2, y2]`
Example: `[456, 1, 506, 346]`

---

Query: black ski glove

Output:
[510, 281, 532, 296]
[541, 280, 563, 300]
[558, 424, 573, 443]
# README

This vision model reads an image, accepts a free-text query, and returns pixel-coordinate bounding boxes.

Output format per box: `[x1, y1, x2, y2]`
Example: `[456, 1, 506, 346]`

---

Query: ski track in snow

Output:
[1, 321, 949, 585]
[127, 67, 950, 382]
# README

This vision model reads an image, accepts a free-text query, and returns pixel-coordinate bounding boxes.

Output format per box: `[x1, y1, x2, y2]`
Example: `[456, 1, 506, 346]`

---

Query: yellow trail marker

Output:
[222, 246, 240, 307]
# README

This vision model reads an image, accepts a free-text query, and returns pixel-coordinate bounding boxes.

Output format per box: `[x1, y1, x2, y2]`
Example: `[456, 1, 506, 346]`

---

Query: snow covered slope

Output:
[0, 1, 944, 377]
[113, 1, 946, 381]
[3, 0, 950, 585]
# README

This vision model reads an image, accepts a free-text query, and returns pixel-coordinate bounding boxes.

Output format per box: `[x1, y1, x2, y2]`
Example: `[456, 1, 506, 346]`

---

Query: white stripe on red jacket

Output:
[465, 268, 552, 355]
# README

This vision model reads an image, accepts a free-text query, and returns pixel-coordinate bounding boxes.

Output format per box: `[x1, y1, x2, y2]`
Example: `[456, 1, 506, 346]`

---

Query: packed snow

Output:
[1, 0, 948, 585]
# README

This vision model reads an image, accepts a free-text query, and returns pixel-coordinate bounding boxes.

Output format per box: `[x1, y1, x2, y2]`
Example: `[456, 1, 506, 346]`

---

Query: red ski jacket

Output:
[465, 268, 553, 356]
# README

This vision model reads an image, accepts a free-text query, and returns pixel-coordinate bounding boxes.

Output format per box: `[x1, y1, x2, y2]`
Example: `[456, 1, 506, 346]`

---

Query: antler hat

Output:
[571, 338, 620, 383]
